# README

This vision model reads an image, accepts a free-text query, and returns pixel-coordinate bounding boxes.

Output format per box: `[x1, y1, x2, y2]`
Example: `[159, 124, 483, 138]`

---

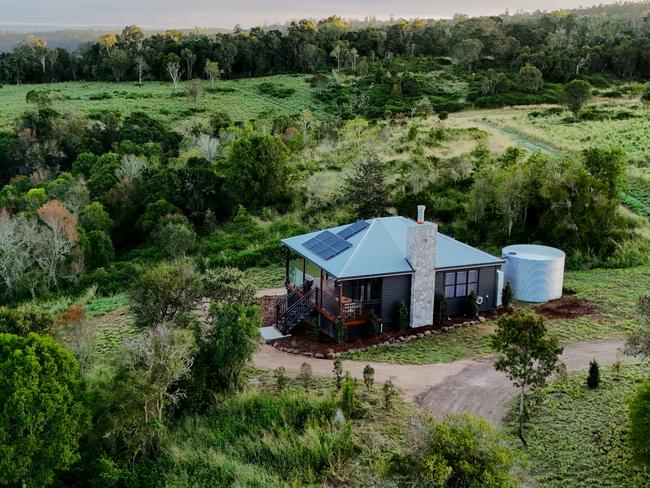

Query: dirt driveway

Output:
[253, 340, 630, 424]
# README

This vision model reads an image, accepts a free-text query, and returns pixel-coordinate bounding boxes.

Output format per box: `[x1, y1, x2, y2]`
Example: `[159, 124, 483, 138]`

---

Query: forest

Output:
[1, 1, 650, 487]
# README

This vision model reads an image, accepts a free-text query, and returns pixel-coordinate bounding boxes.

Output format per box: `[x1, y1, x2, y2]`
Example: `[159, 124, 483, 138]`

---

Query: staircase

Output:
[275, 281, 317, 335]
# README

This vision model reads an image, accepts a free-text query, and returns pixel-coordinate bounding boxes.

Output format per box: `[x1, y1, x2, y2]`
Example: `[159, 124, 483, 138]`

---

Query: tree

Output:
[490, 310, 563, 446]
[81, 230, 114, 269]
[563, 79, 591, 120]
[79, 201, 113, 233]
[105, 323, 195, 461]
[187, 78, 203, 107]
[106, 48, 130, 82]
[451, 39, 483, 71]
[625, 296, 650, 359]
[391, 413, 517, 487]
[26, 35, 48, 78]
[187, 302, 260, 410]
[204, 59, 221, 85]
[0, 307, 53, 335]
[0, 333, 89, 487]
[344, 153, 389, 219]
[629, 381, 650, 466]
[333, 357, 343, 390]
[165, 53, 183, 92]
[36, 200, 81, 289]
[225, 132, 291, 210]
[180, 48, 197, 80]
[0, 211, 39, 297]
[202, 267, 255, 305]
[339, 373, 356, 418]
[586, 359, 600, 388]
[130, 258, 203, 326]
[519, 63, 543, 93]
[134, 55, 147, 85]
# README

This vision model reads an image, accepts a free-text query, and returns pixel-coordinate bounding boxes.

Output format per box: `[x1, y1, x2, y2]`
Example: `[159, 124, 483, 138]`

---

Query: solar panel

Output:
[337, 220, 370, 239]
[303, 231, 352, 260]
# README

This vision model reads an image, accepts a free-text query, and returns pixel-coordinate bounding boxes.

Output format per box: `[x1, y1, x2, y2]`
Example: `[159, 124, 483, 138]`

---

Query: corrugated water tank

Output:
[502, 244, 565, 303]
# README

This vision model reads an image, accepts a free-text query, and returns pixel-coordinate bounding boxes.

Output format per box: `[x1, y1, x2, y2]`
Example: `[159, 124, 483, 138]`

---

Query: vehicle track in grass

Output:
[253, 339, 632, 424]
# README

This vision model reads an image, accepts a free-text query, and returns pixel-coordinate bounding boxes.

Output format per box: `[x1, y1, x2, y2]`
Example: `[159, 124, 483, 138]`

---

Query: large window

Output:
[444, 269, 479, 298]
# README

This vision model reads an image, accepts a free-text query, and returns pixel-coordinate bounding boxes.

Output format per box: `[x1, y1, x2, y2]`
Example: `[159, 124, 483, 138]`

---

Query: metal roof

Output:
[281, 216, 503, 279]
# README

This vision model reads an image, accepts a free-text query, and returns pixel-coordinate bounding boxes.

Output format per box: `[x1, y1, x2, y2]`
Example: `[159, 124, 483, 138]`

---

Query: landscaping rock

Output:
[304, 352, 313, 357]
[417, 333, 424, 338]
[478, 316, 487, 323]
[424, 330, 432, 336]
[314, 353, 324, 359]
[326, 351, 335, 360]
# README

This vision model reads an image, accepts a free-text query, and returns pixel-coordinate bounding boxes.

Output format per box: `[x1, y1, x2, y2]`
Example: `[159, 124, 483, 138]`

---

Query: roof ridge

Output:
[338, 218, 376, 277]
[437, 232, 501, 261]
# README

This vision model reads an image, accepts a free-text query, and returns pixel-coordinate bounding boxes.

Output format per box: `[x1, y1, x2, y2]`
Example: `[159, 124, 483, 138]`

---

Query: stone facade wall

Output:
[406, 222, 437, 327]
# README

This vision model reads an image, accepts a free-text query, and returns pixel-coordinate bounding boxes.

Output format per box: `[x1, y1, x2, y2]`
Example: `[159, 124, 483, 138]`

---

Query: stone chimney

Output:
[406, 205, 437, 328]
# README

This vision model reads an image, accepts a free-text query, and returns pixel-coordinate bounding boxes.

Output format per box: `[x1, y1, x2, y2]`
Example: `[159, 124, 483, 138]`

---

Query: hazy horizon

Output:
[1, 0, 638, 31]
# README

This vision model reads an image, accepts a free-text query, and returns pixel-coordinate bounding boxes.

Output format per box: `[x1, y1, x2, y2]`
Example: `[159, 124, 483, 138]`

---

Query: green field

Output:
[345, 265, 650, 364]
[0, 76, 323, 130]
[511, 364, 650, 488]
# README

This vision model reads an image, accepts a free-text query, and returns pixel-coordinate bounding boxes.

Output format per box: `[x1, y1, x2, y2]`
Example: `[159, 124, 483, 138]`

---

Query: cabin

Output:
[273, 206, 505, 341]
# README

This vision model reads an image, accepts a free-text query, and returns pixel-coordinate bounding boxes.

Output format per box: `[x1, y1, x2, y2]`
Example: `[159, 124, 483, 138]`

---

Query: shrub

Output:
[383, 380, 398, 410]
[0, 307, 54, 336]
[629, 381, 650, 466]
[339, 373, 356, 418]
[467, 290, 480, 317]
[368, 308, 381, 337]
[152, 216, 197, 257]
[502, 282, 513, 308]
[434, 292, 447, 325]
[333, 358, 343, 390]
[187, 302, 261, 410]
[390, 414, 517, 487]
[335, 320, 346, 344]
[274, 366, 288, 392]
[641, 86, 650, 104]
[299, 362, 313, 391]
[587, 359, 600, 388]
[129, 258, 203, 326]
[363, 364, 374, 391]
[396, 299, 409, 330]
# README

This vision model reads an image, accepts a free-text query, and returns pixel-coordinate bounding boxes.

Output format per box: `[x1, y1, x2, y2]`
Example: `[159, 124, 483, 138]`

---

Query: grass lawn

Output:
[511, 364, 650, 488]
[344, 265, 650, 365]
[0, 75, 323, 130]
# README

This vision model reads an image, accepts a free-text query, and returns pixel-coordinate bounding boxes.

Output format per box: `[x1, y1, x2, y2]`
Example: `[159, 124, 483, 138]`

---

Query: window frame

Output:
[443, 269, 479, 299]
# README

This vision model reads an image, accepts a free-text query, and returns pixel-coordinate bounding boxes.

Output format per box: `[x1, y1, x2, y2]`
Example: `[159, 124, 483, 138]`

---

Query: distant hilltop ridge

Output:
[1, 0, 649, 53]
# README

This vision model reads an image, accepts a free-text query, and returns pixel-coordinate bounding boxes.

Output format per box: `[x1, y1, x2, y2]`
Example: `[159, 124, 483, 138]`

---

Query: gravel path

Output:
[253, 340, 630, 424]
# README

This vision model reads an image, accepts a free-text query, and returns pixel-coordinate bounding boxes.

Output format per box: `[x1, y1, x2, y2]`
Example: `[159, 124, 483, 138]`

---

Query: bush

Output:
[333, 358, 343, 390]
[129, 258, 203, 326]
[0, 307, 54, 336]
[468, 290, 479, 316]
[433, 292, 447, 325]
[587, 359, 600, 388]
[629, 381, 650, 466]
[368, 308, 381, 337]
[390, 413, 517, 487]
[335, 320, 346, 344]
[257, 82, 296, 98]
[339, 373, 356, 418]
[383, 380, 398, 410]
[502, 282, 513, 308]
[186, 302, 261, 410]
[395, 299, 409, 330]
[363, 364, 374, 391]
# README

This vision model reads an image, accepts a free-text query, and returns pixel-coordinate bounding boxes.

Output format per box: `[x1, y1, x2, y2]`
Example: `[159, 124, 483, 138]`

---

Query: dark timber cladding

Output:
[435, 266, 499, 316]
[381, 275, 411, 325]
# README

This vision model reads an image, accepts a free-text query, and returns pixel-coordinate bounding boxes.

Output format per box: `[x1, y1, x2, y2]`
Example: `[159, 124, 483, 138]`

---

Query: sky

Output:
[0, 0, 627, 30]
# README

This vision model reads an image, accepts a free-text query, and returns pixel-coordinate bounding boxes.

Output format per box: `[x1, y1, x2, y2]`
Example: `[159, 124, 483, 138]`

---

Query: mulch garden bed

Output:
[270, 309, 507, 359]
[533, 297, 600, 320]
